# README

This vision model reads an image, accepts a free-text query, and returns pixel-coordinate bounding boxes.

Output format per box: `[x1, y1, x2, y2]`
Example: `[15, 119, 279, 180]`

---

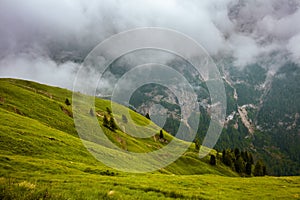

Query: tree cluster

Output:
[221, 148, 266, 176]
[103, 107, 118, 131]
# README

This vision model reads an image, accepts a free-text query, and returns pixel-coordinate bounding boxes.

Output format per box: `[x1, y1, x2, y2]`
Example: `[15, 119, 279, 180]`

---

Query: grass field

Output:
[0, 78, 299, 199]
[1, 172, 299, 199]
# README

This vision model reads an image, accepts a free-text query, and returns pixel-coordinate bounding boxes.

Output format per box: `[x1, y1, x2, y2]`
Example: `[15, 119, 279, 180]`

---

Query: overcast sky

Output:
[0, 0, 300, 89]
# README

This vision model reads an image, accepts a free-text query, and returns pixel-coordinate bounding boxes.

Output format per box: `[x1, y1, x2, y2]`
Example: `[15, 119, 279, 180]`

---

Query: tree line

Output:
[217, 148, 267, 177]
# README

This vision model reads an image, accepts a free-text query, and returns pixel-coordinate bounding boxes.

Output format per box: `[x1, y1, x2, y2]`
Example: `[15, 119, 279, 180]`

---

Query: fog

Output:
[0, 0, 299, 88]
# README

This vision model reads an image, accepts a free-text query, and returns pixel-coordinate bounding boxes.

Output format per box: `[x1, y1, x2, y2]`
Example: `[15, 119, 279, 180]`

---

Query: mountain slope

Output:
[0, 78, 236, 176]
[0, 79, 300, 199]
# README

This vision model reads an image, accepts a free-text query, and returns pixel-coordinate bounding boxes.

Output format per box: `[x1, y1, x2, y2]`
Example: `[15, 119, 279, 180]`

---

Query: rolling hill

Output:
[0, 78, 299, 199]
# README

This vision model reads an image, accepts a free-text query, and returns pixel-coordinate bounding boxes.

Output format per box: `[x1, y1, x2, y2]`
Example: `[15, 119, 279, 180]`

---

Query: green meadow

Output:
[0, 78, 299, 199]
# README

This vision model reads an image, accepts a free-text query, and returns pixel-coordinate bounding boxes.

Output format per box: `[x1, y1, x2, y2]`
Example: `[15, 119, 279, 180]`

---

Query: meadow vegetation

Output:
[0, 79, 299, 199]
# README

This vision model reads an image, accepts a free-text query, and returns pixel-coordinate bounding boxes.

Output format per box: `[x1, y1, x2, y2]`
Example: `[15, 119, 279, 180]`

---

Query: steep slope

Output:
[0, 78, 236, 176]
[256, 63, 300, 175]
[218, 62, 300, 175]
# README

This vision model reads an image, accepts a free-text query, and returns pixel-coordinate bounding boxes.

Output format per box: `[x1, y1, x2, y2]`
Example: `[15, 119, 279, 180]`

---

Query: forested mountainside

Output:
[101, 51, 299, 175]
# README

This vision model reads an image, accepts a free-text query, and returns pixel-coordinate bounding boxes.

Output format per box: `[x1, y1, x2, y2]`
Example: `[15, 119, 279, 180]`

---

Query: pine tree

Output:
[222, 149, 226, 163]
[106, 107, 112, 115]
[223, 149, 235, 169]
[145, 113, 151, 120]
[249, 152, 254, 165]
[103, 115, 109, 127]
[254, 160, 264, 176]
[195, 139, 201, 151]
[241, 151, 247, 162]
[159, 130, 164, 139]
[234, 148, 240, 158]
[109, 116, 117, 131]
[234, 156, 245, 173]
[210, 155, 216, 165]
[246, 162, 252, 176]
[262, 164, 267, 176]
[65, 98, 71, 106]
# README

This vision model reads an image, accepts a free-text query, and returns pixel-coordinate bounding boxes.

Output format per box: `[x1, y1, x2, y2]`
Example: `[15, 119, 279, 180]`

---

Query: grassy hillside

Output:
[0, 78, 299, 199]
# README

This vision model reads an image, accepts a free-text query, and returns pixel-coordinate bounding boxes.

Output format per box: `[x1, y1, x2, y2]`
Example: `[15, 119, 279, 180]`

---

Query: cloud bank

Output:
[0, 0, 299, 88]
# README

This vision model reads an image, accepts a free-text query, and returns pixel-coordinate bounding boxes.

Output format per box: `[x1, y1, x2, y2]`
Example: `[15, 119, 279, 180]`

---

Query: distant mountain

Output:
[104, 52, 300, 175]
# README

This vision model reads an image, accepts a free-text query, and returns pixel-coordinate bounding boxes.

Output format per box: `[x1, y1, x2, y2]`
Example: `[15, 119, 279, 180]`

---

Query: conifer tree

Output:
[145, 113, 151, 120]
[106, 107, 112, 115]
[103, 115, 109, 127]
[246, 162, 252, 175]
[65, 98, 71, 106]
[159, 130, 164, 139]
[109, 116, 117, 131]
[210, 155, 216, 165]
[234, 156, 245, 173]
[254, 160, 264, 176]
[234, 148, 240, 158]
[195, 139, 201, 151]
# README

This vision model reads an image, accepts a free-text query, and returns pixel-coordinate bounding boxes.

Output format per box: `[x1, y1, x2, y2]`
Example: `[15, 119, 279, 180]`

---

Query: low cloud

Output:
[287, 34, 300, 64]
[0, 0, 299, 88]
[0, 53, 79, 89]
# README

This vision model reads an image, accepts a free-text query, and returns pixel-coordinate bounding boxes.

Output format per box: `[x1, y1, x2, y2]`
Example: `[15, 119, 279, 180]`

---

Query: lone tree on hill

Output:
[159, 130, 164, 139]
[145, 113, 151, 120]
[65, 98, 71, 106]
